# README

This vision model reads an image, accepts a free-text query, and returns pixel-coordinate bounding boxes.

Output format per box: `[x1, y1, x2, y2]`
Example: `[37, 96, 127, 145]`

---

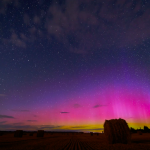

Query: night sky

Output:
[0, 0, 150, 132]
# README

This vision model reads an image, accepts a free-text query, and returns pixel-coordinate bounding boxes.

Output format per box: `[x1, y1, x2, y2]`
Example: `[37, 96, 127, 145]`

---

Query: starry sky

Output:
[0, 0, 150, 132]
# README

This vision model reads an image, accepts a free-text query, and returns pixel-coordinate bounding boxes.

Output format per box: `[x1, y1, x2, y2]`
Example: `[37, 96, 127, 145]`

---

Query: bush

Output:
[14, 130, 23, 137]
[37, 130, 44, 137]
[90, 132, 93, 136]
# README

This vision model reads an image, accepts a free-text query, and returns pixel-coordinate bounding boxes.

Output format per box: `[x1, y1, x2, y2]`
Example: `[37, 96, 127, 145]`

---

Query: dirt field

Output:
[0, 132, 150, 150]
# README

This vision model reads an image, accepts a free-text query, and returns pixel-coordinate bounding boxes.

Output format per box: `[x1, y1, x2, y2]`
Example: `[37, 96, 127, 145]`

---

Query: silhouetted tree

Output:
[0, 131, 3, 136]
[130, 127, 136, 133]
[14, 130, 23, 137]
[37, 130, 44, 137]
[144, 126, 150, 133]
[29, 133, 34, 136]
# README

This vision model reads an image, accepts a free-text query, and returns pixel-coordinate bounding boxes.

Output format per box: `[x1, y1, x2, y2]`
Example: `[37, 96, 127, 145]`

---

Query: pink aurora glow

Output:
[23, 84, 150, 129]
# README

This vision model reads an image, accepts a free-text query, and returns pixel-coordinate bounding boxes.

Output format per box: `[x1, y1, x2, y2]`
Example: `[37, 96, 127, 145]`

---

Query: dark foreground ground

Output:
[0, 132, 150, 150]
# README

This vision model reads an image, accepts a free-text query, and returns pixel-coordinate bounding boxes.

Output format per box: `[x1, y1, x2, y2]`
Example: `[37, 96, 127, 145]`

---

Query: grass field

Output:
[0, 132, 150, 150]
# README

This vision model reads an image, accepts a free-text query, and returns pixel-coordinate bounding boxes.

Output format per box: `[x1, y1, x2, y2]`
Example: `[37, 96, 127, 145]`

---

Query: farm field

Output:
[0, 132, 150, 150]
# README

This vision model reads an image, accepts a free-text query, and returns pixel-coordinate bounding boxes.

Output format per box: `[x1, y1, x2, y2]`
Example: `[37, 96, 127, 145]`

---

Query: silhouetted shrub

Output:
[90, 132, 93, 136]
[104, 118, 131, 144]
[29, 133, 34, 136]
[130, 127, 136, 133]
[0, 131, 3, 136]
[37, 130, 44, 137]
[137, 131, 143, 135]
[144, 126, 150, 133]
[14, 130, 23, 137]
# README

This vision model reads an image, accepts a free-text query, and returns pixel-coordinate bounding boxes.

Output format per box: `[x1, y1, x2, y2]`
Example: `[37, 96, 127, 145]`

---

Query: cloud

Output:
[0, 122, 103, 132]
[0, 121, 7, 124]
[3, 32, 26, 48]
[23, 14, 30, 25]
[0, 124, 39, 131]
[0, 94, 6, 97]
[45, 0, 150, 53]
[60, 112, 70, 114]
[1, 0, 150, 52]
[73, 103, 81, 108]
[10, 32, 26, 48]
[10, 125, 34, 130]
[93, 104, 108, 108]
[27, 120, 37, 122]
[0, 123, 40, 131]
[0, 0, 20, 14]
[38, 125, 64, 130]
[93, 105, 100, 108]
[0, 115, 14, 119]
[33, 15, 41, 24]
[71, 126, 103, 131]
[87, 128, 104, 131]
[13, 122, 24, 125]
[12, 109, 29, 112]
[71, 126, 88, 129]
[0, 119, 47, 131]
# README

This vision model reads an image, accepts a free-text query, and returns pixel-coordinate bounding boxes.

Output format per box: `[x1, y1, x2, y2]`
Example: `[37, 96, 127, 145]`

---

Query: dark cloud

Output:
[33, 15, 41, 24]
[93, 105, 100, 108]
[71, 126, 88, 129]
[0, 94, 6, 97]
[1, 0, 150, 53]
[3, 32, 26, 48]
[23, 14, 30, 25]
[10, 125, 35, 130]
[73, 103, 81, 108]
[0, 122, 103, 132]
[12, 109, 29, 112]
[13, 122, 24, 125]
[87, 128, 103, 131]
[93, 104, 108, 108]
[0, 121, 7, 124]
[71, 126, 103, 131]
[38, 125, 63, 130]
[0, 0, 20, 14]
[27, 120, 37, 122]
[60, 112, 69, 114]
[0, 94, 6, 101]
[44, 0, 150, 53]
[0, 124, 38, 131]
[0, 115, 15, 119]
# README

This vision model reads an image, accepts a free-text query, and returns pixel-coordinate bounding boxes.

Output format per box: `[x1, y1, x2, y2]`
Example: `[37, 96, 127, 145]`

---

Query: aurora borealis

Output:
[0, 0, 150, 132]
